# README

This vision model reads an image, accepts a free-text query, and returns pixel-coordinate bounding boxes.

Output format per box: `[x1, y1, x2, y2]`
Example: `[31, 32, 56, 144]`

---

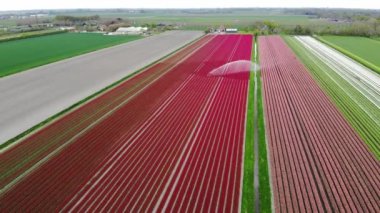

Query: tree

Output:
[294, 25, 303, 34]
[304, 27, 312, 35]
[373, 17, 380, 32]
[292, 25, 312, 35]
[263, 20, 279, 34]
[55, 15, 100, 26]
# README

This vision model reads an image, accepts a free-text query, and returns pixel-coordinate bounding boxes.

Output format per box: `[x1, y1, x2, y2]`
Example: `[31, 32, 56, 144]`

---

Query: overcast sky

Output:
[2, 0, 380, 11]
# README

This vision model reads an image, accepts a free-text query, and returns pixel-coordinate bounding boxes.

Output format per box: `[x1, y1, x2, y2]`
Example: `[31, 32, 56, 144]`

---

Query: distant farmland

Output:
[53, 10, 322, 30]
[0, 33, 141, 77]
[130, 15, 313, 25]
[319, 36, 380, 74]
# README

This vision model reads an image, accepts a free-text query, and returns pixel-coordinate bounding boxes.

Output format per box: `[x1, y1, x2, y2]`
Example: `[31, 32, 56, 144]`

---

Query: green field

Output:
[132, 15, 312, 24]
[320, 36, 380, 73]
[137, 15, 318, 30]
[285, 36, 380, 159]
[0, 19, 18, 27]
[0, 33, 141, 77]
[55, 10, 318, 30]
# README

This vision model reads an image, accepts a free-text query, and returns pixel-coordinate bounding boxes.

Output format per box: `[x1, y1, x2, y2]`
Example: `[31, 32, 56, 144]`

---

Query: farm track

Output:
[260, 36, 380, 212]
[0, 34, 252, 212]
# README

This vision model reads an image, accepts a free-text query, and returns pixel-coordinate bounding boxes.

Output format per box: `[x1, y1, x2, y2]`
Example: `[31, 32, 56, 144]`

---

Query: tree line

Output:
[55, 15, 100, 24]
[241, 19, 380, 37]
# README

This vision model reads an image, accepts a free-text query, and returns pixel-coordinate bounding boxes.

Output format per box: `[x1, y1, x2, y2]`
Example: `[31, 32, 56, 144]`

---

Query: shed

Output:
[114, 27, 148, 35]
[226, 28, 238, 33]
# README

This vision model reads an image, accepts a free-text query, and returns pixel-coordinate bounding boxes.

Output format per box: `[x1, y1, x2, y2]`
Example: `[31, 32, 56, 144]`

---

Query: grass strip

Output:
[314, 36, 380, 75]
[242, 42, 255, 212]
[242, 35, 271, 213]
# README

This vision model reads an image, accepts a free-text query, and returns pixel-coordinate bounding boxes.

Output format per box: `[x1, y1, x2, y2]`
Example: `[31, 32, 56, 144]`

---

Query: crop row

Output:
[0, 35, 251, 212]
[296, 36, 380, 109]
[0, 35, 214, 190]
[285, 36, 380, 158]
[259, 35, 380, 212]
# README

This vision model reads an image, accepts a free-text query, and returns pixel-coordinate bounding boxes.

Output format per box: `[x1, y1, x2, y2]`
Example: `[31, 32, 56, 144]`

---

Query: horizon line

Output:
[1, 7, 380, 13]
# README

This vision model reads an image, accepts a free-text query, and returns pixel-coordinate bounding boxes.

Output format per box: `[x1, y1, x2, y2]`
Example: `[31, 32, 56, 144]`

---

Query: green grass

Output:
[242, 37, 271, 213]
[0, 33, 142, 77]
[284, 36, 380, 159]
[242, 56, 255, 212]
[318, 36, 380, 74]
[257, 69, 271, 213]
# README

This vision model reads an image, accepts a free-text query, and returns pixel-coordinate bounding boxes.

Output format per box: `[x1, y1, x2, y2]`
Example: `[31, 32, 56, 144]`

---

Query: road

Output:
[0, 30, 203, 144]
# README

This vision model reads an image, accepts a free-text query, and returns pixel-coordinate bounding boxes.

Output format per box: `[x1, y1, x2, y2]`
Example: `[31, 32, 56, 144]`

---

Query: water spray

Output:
[208, 60, 260, 77]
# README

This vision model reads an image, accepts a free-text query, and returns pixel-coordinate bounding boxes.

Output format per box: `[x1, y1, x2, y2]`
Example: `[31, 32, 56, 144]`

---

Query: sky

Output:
[1, 0, 380, 11]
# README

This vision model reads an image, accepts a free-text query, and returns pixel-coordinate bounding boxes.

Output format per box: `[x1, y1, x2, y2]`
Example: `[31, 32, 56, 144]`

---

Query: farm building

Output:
[226, 28, 238, 33]
[112, 27, 148, 35]
[59, 26, 76, 31]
